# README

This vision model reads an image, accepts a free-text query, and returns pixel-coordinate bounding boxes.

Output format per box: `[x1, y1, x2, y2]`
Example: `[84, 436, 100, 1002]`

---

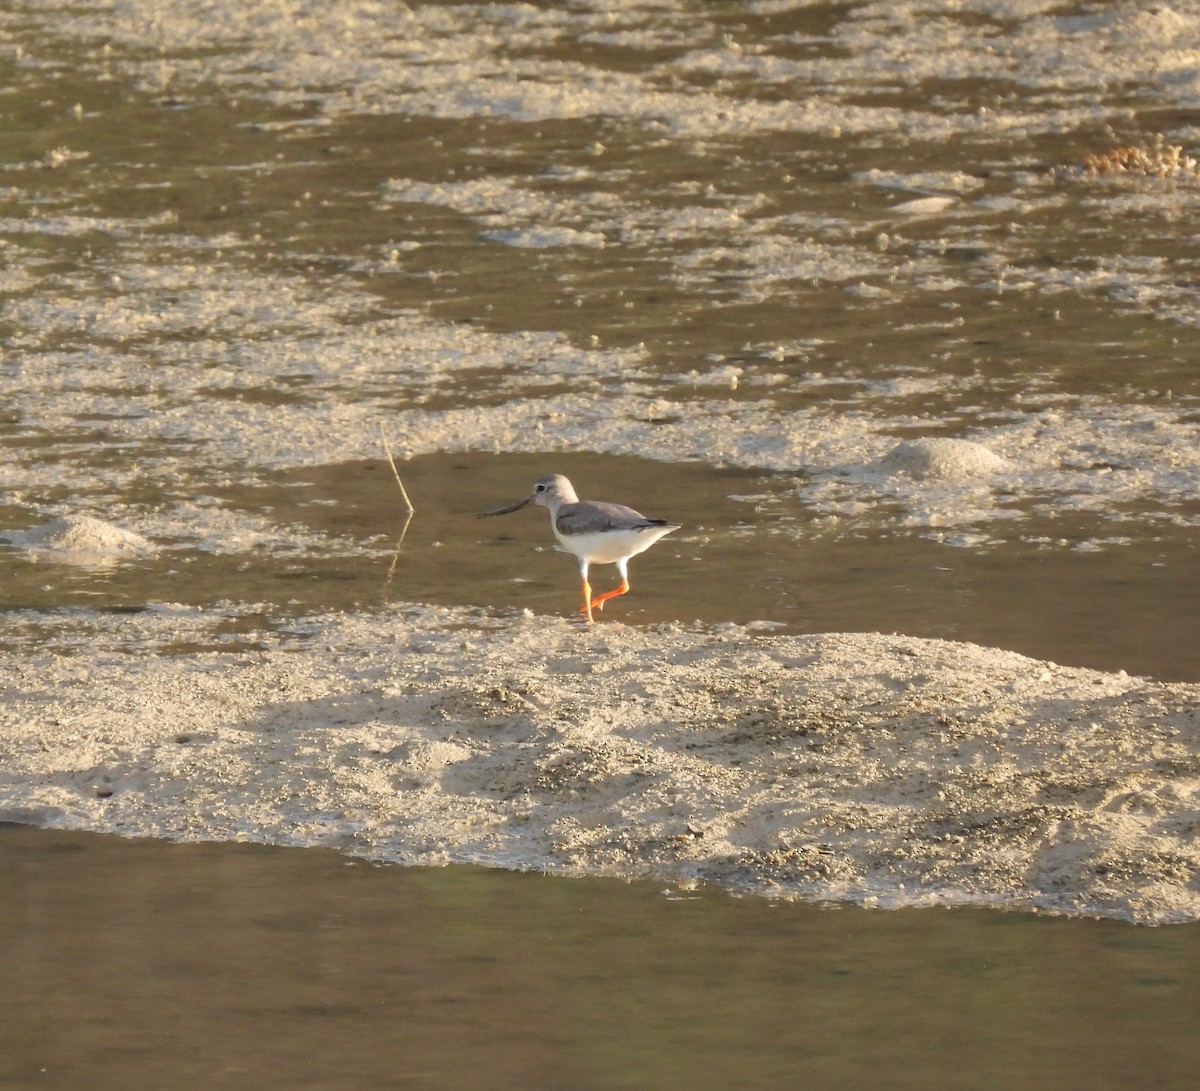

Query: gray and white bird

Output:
[478, 473, 681, 623]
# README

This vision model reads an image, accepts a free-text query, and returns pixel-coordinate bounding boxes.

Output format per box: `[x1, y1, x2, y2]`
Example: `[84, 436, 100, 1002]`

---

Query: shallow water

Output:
[4, 450, 1197, 679]
[2, 824, 1199, 1091]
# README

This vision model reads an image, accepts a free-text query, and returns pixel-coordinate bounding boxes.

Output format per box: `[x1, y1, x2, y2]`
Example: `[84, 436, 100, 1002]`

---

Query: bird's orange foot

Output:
[587, 583, 629, 612]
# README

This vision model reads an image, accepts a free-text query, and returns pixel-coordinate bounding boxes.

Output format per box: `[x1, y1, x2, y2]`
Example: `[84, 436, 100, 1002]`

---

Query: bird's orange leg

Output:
[578, 574, 595, 623]
[589, 577, 630, 612]
[588, 559, 631, 614]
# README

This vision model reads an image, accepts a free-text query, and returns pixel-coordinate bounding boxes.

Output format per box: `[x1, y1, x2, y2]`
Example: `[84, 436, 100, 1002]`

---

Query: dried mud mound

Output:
[1, 606, 1197, 924]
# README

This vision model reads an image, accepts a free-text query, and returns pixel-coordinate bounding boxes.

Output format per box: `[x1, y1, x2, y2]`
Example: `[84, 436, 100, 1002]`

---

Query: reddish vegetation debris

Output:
[1077, 140, 1199, 179]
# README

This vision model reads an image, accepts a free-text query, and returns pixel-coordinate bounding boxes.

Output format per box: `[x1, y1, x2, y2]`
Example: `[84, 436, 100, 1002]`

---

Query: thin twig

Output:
[378, 426, 414, 588]
[384, 510, 414, 587]
[379, 425, 415, 514]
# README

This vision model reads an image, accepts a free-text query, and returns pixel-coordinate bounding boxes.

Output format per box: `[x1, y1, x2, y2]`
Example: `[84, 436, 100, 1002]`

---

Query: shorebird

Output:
[478, 473, 681, 623]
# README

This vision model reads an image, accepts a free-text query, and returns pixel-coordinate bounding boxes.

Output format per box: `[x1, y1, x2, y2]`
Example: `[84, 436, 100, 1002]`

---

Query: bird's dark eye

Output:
[535, 483, 546, 492]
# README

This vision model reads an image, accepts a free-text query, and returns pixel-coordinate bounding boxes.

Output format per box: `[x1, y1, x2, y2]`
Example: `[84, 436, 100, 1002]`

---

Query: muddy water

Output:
[5, 450, 1198, 679]
[2, 824, 1198, 1091]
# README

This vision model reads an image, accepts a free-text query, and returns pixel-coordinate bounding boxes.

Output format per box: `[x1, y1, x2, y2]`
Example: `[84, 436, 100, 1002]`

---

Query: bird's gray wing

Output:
[555, 500, 652, 536]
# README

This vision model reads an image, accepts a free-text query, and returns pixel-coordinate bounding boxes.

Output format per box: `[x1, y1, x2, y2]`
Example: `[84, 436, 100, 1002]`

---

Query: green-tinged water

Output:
[2, 825, 1198, 1091]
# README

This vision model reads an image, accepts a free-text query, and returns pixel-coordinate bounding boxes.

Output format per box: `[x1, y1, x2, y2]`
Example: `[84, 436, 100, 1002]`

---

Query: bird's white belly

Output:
[555, 526, 675, 565]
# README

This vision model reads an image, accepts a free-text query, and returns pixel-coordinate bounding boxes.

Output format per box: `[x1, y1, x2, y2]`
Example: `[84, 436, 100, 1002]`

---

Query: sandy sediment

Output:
[1, 603, 1197, 924]
[0, 515, 158, 562]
